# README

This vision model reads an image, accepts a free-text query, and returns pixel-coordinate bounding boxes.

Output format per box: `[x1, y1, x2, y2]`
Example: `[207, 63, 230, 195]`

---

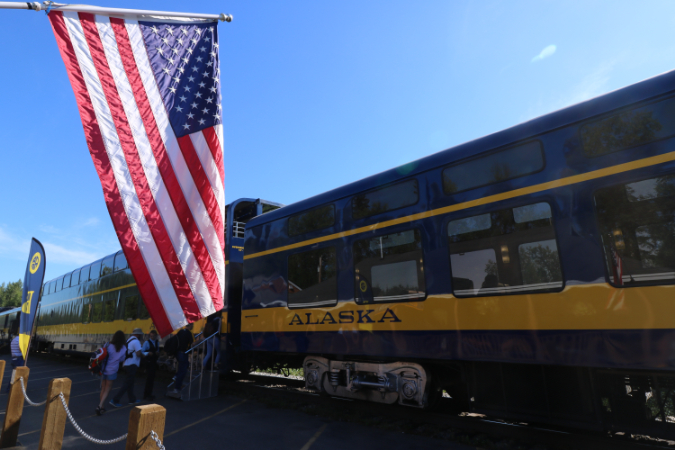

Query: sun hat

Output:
[131, 328, 144, 335]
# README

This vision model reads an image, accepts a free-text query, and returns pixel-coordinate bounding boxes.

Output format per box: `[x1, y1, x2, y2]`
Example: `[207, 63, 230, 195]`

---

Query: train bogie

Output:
[304, 357, 434, 408]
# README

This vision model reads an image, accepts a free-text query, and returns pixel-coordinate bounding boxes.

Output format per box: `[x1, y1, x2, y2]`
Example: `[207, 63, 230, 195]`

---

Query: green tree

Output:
[0, 280, 22, 307]
[519, 244, 563, 285]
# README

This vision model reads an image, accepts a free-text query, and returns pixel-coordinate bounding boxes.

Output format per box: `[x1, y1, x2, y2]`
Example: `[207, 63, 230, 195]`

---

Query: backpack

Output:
[164, 334, 179, 356]
[89, 343, 109, 376]
[124, 337, 138, 360]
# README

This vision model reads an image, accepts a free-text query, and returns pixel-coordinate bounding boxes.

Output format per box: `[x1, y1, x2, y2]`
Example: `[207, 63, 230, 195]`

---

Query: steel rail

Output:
[225, 373, 670, 450]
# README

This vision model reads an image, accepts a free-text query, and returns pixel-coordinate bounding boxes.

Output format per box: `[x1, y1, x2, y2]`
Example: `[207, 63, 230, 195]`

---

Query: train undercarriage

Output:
[250, 352, 675, 439]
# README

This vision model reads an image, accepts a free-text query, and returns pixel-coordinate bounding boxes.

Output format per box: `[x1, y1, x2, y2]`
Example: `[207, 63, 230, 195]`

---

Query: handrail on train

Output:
[185, 330, 219, 354]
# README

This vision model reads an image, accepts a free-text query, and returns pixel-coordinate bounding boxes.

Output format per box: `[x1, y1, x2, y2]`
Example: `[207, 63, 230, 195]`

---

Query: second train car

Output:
[239, 69, 675, 436]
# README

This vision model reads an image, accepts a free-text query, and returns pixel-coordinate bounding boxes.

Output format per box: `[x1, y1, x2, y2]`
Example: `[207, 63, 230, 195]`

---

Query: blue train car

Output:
[240, 70, 675, 434]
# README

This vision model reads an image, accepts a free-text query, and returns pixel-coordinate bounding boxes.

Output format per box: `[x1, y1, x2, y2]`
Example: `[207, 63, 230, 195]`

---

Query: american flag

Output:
[48, 11, 225, 336]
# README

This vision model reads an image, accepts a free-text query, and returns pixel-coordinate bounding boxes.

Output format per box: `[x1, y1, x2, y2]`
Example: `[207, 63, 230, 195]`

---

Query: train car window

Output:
[262, 203, 281, 214]
[114, 252, 128, 272]
[353, 229, 426, 304]
[595, 174, 675, 286]
[103, 298, 116, 322]
[352, 180, 419, 220]
[59, 274, 69, 290]
[447, 213, 492, 235]
[124, 295, 139, 321]
[287, 247, 338, 308]
[139, 298, 151, 320]
[288, 205, 335, 237]
[624, 175, 675, 202]
[442, 141, 544, 195]
[233, 202, 257, 223]
[90, 261, 102, 280]
[101, 255, 115, 277]
[80, 266, 90, 283]
[581, 96, 675, 157]
[448, 202, 563, 296]
[91, 298, 103, 323]
[81, 299, 92, 324]
[72, 270, 81, 286]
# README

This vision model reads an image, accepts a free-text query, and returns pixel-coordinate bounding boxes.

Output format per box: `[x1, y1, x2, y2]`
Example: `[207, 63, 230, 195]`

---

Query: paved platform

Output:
[0, 354, 475, 450]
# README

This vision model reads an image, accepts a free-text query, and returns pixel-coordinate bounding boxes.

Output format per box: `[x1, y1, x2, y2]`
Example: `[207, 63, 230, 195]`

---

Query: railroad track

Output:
[25, 354, 675, 449]
[223, 372, 675, 450]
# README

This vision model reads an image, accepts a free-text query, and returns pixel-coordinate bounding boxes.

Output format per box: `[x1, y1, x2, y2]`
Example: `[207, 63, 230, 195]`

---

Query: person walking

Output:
[5, 335, 24, 392]
[109, 328, 143, 407]
[167, 323, 193, 398]
[202, 319, 221, 371]
[96, 330, 127, 415]
[142, 329, 160, 401]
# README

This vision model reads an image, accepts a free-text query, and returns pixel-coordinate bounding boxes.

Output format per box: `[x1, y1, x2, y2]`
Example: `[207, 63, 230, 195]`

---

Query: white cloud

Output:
[42, 242, 99, 266]
[81, 217, 100, 227]
[0, 222, 119, 283]
[566, 60, 617, 105]
[519, 59, 619, 124]
[0, 225, 30, 257]
[39, 224, 60, 234]
[531, 45, 557, 62]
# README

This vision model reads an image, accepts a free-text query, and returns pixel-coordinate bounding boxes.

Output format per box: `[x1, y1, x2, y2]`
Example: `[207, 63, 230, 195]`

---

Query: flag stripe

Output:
[176, 135, 225, 252]
[109, 18, 219, 317]
[61, 11, 187, 330]
[125, 20, 225, 299]
[191, 130, 225, 221]
[201, 127, 225, 207]
[86, 14, 206, 320]
[48, 11, 175, 335]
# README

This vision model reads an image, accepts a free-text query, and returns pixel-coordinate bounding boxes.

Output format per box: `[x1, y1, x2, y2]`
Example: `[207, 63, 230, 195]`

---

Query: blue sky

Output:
[1, 0, 675, 283]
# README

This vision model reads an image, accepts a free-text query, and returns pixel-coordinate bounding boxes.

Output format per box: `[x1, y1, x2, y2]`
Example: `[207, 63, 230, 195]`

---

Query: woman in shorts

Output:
[97, 330, 127, 415]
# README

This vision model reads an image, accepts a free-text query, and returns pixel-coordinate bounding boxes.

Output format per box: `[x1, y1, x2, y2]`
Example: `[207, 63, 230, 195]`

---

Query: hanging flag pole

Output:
[0, 2, 232, 21]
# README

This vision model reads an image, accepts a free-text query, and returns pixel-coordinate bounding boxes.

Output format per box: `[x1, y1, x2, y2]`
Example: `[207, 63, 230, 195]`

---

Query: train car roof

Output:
[246, 68, 675, 228]
[0, 307, 21, 316]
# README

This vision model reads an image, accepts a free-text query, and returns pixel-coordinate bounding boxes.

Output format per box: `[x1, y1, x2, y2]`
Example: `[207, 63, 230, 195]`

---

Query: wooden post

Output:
[38, 378, 72, 450]
[125, 404, 166, 450]
[0, 360, 5, 391]
[0, 366, 29, 448]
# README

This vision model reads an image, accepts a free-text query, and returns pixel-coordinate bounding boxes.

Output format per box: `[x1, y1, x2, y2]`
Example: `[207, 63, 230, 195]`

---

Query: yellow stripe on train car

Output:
[37, 311, 229, 338]
[240, 284, 675, 333]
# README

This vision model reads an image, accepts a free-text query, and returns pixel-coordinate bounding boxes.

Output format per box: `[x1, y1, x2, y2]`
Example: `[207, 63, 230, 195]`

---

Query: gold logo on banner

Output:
[29, 252, 41, 274]
[22, 291, 33, 314]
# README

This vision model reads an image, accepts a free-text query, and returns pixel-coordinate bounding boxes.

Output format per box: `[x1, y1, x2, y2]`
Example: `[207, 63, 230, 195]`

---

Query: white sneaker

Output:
[166, 389, 181, 399]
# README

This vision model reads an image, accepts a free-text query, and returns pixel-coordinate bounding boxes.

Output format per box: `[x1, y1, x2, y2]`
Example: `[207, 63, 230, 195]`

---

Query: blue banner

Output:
[19, 238, 46, 359]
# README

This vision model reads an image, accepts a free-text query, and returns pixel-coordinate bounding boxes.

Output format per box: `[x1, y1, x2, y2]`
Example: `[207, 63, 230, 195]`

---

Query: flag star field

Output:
[141, 22, 222, 137]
